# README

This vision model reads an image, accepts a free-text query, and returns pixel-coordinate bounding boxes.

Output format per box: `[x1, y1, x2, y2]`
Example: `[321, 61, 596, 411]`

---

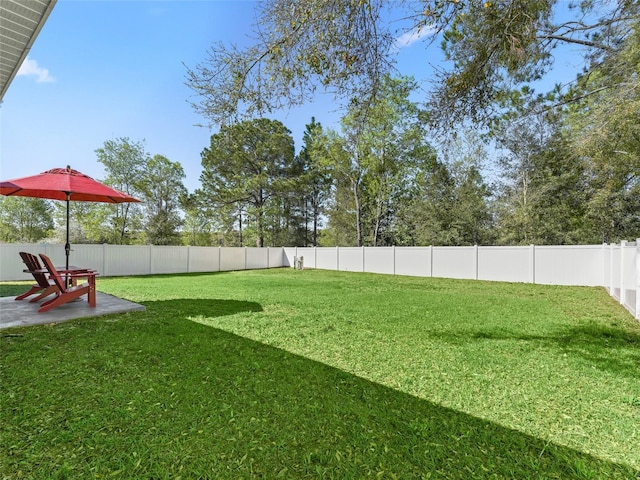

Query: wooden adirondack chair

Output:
[15, 252, 58, 302]
[38, 254, 99, 313]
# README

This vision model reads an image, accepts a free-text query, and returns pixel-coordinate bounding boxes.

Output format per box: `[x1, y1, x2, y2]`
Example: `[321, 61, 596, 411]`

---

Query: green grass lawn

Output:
[1, 268, 639, 479]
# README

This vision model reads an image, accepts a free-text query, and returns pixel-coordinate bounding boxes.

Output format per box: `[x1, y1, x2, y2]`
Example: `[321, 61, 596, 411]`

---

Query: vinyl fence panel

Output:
[316, 248, 338, 270]
[104, 245, 152, 276]
[364, 247, 395, 275]
[246, 247, 269, 269]
[535, 245, 605, 286]
[478, 246, 531, 283]
[69, 244, 106, 275]
[432, 246, 476, 280]
[187, 247, 220, 273]
[219, 247, 246, 271]
[150, 246, 189, 275]
[268, 247, 284, 269]
[1, 243, 47, 281]
[338, 247, 363, 272]
[395, 247, 432, 277]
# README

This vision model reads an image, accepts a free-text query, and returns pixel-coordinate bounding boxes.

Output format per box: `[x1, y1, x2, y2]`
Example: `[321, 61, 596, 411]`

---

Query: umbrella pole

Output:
[65, 192, 71, 286]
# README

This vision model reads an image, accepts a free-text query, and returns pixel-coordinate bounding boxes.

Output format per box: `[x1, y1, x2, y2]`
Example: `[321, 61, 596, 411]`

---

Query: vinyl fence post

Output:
[636, 239, 640, 320]
[609, 243, 615, 298]
[529, 244, 536, 284]
[429, 245, 433, 277]
[620, 240, 627, 307]
[218, 246, 221, 272]
[336, 246, 340, 271]
[362, 246, 366, 272]
[474, 245, 479, 280]
[187, 245, 191, 273]
[601, 243, 607, 290]
[393, 245, 396, 275]
[102, 243, 107, 277]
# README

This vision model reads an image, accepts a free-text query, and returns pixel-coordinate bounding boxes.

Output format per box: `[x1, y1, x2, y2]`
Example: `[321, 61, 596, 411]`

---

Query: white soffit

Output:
[0, 0, 57, 101]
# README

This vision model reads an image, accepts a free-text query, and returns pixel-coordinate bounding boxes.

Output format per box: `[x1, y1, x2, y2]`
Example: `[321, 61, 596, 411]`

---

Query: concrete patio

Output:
[0, 292, 146, 330]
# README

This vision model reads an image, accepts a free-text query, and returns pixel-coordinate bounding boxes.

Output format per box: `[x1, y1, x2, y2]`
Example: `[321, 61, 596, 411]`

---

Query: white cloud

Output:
[17, 57, 55, 83]
[394, 26, 434, 49]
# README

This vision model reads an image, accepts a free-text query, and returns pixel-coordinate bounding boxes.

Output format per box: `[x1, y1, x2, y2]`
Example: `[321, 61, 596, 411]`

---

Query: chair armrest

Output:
[64, 270, 99, 277]
[59, 269, 98, 274]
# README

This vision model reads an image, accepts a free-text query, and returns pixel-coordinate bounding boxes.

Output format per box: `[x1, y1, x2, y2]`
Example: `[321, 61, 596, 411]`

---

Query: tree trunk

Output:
[352, 179, 363, 247]
[312, 190, 320, 247]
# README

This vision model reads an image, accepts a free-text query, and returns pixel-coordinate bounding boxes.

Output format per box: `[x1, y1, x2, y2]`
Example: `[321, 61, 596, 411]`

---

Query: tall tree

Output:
[321, 76, 434, 246]
[298, 117, 331, 246]
[564, 18, 640, 242]
[52, 201, 108, 244]
[0, 197, 53, 243]
[95, 137, 147, 244]
[181, 192, 215, 246]
[137, 155, 187, 245]
[493, 109, 588, 245]
[186, 1, 638, 130]
[408, 158, 459, 246]
[199, 118, 295, 247]
[441, 132, 494, 245]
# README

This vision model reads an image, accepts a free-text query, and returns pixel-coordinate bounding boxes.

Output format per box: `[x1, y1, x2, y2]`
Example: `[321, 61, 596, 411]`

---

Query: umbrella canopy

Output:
[0, 166, 139, 203]
[0, 166, 140, 270]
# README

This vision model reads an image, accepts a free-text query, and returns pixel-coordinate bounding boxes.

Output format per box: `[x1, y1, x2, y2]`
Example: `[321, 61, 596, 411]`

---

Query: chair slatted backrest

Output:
[39, 254, 66, 292]
[20, 252, 50, 288]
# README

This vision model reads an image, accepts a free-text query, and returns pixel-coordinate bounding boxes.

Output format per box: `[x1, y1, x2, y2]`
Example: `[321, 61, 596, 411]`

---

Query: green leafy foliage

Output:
[137, 155, 187, 245]
[199, 119, 296, 247]
[0, 196, 53, 242]
[94, 137, 147, 244]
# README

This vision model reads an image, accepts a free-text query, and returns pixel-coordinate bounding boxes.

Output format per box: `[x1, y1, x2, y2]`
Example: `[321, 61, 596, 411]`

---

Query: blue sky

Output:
[0, 0, 582, 193]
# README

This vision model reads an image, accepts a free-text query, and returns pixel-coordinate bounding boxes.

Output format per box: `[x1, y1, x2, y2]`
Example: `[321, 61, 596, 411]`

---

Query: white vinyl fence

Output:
[284, 242, 639, 321]
[1, 241, 637, 320]
[0, 244, 283, 280]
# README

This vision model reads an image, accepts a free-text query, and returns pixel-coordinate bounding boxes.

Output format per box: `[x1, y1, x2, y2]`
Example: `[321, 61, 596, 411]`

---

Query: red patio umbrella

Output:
[0, 166, 141, 270]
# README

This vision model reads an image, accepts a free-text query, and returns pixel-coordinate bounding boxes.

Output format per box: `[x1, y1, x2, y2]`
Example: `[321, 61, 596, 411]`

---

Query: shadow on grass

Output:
[1, 299, 636, 478]
[432, 323, 640, 379]
[142, 297, 263, 318]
